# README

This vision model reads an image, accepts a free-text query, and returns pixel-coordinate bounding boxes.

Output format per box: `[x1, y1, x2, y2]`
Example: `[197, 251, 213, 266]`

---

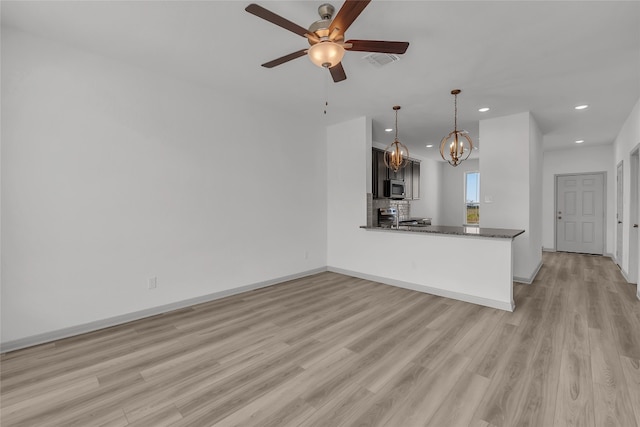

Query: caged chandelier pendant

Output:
[440, 89, 473, 167]
[384, 106, 410, 172]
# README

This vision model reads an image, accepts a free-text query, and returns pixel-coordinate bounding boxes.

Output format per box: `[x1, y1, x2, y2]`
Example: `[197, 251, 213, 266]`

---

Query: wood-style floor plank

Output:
[381, 352, 472, 426]
[620, 355, 640, 426]
[554, 349, 595, 427]
[589, 328, 638, 427]
[425, 371, 490, 427]
[1, 252, 638, 426]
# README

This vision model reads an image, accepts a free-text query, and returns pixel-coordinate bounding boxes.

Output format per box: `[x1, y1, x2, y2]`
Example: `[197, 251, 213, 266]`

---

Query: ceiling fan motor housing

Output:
[308, 19, 331, 42]
[308, 3, 344, 45]
[317, 3, 334, 20]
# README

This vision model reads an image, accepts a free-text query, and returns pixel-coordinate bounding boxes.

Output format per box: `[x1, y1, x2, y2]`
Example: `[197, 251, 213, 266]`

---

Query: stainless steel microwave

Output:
[384, 179, 405, 199]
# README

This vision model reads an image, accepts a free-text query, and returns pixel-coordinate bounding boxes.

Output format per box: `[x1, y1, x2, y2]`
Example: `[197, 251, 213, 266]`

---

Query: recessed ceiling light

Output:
[574, 105, 589, 110]
[478, 107, 490, 112]
[575, 139, 584, 144]
[426, 144, 433, 148]
[385, 128, 393, 132]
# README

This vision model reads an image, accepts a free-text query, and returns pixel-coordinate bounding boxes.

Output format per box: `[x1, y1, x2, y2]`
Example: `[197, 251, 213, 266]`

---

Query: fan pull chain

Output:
[323, 70, 329, 115]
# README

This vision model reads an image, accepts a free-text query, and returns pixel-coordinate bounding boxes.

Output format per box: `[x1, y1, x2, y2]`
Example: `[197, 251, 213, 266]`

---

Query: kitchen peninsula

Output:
[354, 224, 525, 312]
[326, 116, 537, 314]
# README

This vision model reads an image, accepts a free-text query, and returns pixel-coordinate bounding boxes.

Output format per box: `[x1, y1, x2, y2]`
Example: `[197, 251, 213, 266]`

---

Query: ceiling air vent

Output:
[363, 53, 401, 68]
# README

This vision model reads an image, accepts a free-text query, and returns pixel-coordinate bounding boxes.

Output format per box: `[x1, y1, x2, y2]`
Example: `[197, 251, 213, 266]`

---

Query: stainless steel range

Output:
[378, 207, 398, 228]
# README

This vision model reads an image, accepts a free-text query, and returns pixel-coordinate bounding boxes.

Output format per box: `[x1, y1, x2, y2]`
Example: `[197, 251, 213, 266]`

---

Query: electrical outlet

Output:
[148, 277, 157, 290]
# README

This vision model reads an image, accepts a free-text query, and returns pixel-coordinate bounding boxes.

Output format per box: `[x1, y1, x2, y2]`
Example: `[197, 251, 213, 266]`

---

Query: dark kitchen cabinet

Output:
[405, 162, 413, 200]
[411, 160, 420, 199]
[372, 148, 387, 199]
[372, 148, 420, 200]
[403, 161, 420, 200]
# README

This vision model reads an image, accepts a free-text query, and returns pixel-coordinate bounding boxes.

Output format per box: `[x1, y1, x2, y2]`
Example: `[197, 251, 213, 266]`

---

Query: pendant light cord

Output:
[394, 108, 399, 141]
[454, 92, 458, 132]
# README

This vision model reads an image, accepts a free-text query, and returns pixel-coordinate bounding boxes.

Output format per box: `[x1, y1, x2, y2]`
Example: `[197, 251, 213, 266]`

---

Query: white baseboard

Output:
[617, 267, 639, 300]
[327, 266, 515, 312]
[545, 248, 614, 259]
[0, 267, 327, 354]
[620, 267, 630, 283]
[513, 260, 544, 285]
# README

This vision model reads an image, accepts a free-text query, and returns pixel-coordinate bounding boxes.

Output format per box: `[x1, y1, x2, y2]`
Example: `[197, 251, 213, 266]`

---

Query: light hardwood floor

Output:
[1, 252, 639, 427]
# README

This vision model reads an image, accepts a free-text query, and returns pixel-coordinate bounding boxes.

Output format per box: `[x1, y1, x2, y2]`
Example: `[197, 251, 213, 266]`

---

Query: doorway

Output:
[616, 162, 623, 266]
[556, 173, 605, 255]
[630, 148, 639, 284]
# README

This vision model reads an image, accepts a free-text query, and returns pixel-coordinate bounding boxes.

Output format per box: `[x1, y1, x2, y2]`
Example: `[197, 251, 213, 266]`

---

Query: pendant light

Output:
[440, 89, 473, 167]
[384, 106, 410, 172]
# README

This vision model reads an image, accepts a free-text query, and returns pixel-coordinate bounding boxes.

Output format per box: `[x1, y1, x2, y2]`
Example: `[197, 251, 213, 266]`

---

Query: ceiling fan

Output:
[245, 1, 409, 83]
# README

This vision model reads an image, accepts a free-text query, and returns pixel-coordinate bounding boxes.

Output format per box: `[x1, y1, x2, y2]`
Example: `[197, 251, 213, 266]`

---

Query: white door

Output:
[556, 173, 604, 255]
[630, 150, 639, 283]
[616, 162, 623, 266]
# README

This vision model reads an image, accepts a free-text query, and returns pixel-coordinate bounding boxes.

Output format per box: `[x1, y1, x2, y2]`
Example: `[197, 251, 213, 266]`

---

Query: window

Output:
[465, 171, 480, 225]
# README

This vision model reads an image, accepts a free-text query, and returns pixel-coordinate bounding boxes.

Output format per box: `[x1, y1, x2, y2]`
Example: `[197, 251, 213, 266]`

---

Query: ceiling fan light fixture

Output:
[308, 41, 345, 68]
[246, 2, 409, 82]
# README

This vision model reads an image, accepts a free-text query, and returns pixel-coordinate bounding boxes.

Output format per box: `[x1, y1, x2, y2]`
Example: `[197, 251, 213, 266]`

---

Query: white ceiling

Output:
[2, 1, 639, 161]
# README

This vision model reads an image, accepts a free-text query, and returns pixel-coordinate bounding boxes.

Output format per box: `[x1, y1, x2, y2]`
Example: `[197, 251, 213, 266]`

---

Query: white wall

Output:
[479, 112, 542, 282]
[328, 117, 371, 253]
[542, 145, 615, 253]
[529, 115, 543, 270]
[439, 159, 479, 226]
[1, 28, 328, 345]
[613, 97, 640, 288]
[411, 157, 442, 225]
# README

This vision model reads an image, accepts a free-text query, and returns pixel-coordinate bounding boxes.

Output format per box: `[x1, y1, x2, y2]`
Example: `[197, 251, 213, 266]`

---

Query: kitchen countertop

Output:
[360, 225, 525, 239]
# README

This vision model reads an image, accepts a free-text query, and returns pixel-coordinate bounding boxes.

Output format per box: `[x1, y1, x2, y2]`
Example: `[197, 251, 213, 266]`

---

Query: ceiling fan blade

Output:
[245, 4, 310, 37]
[345, 39, 409, 54]
[261, 49, 308, 68]
[329, 62, 347, 83]
[328, 0, 371, 37]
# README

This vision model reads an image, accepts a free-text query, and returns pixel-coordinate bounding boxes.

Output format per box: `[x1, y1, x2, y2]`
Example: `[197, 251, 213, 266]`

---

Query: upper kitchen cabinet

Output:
[411, 161, 420, 200]
[373, 148, 387, 199]
[403, 161, 420, 200]
[372, 148, 420, 200]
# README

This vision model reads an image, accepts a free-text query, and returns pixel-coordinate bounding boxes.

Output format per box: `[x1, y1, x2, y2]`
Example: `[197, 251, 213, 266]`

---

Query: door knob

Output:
[558, 216, 562, 220]
[618, 221, 623, 224]
[634, 224, 639, 228]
